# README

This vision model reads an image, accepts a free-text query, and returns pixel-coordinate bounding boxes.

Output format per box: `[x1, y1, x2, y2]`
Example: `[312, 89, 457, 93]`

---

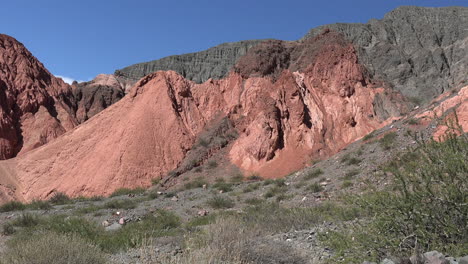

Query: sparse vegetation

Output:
[207, 160, 218, 169]
[49, 192, 71, 205]
[0, 231, 107, 264]
[307, 183, 324, 193]
[110, 187, 145, 197]
[0, 201, 26, 212]
[321, 130, 468, 262]
[343, 168, 360, 180]
[362, 131, 375, 141]
[304, 168, 324, 180]
[103, 199, 137, 209]
[184, 177, 208, 190]
[246, 173, 263, 181]
[212, 181, 233, 192]
[230, 173, 244, 183]
[242, 183, 260, 193]
[379, 131, 398, 150]
[207, 196, 235, 209]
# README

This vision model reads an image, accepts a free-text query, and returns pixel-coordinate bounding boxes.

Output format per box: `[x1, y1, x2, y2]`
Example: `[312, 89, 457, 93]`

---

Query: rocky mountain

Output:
[303, 6, 468, 103]
[115, 40, 265, 84]
[0, 6, 467, 202]
[115, 6, 467, 104]
[0, 30, 407, 201]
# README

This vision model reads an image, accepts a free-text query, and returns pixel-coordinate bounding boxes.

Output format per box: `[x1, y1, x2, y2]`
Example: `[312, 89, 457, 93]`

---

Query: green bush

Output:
[28, 200, 53, 210]
[379, 131, 397, 150]
[230, 173, 244, 183]
[0, 231, 106, 264]
[264, 185, 286, 198]
[207, 196, 235, 209]
[184, 177, 208, 190]
[212, 182, 233, 192]
[12, 213, 40, 228]
[110, 187, 145, 197]
[207, 160, 218, 169]
[243, 183, 260, 193]
[246, 174, 263, 181]
[307, 183, 324, 193]
[0, 201, 26, 212]
[49, 192, 71, 205]
[304, 168, 324, 180]
[321, 132, 468, 261]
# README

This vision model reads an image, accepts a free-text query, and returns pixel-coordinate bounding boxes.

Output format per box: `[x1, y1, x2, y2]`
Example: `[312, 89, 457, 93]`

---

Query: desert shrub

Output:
[110, 187, 145, 197]
[0, 231, 106, 264]
[207, 196, 234, 209]
[246, 173, 263, 181]
[343, 169, 360, 180]
[244, 198, 264, 205]
[11, 213, 40, 228]
[194, 166, 203, 173]
[406, 118, 420, 125]
[28, 200, 53, 210]
[103, 199, 136, 209]
[2, 222, 15, 235]
[362, 131, 375, 141]
[0, 201, 26, 212]
[197, 138, 209, 148]
[307, 183, 324, 193]
[74, 205, 101, 215]
[341, 181, 353, 189]
[186, 214, 217, 228]
[151, 178, 161, 185]
[273, 179, 286, 187]
[242, 183, 260, 193]
[264, 185, 286, 198]
[49, 192, 71, 205]
[379, 131, 397, 150]
[263, 179, 274, 186]
[212, 182, 233, 192]
[148, 190, 159, 199]
[304, 168, 324, 180]
[230, 173, 244, 183]
[184, 177, 208, 190]
[207, 160, 218, 169]
[321, 132, 468, 261]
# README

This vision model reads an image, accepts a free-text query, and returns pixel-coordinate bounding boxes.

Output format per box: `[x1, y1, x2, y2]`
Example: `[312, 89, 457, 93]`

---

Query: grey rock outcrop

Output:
[115, 40, 266, 84]
[302, 6, 468, 103]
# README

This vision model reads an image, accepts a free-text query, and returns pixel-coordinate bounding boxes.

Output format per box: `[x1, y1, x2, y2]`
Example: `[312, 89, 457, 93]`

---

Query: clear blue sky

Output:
[1, 0, 466, 83]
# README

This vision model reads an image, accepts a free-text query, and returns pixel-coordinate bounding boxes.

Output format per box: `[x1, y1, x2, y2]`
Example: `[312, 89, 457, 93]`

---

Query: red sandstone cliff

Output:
[0, 34, 78, 160]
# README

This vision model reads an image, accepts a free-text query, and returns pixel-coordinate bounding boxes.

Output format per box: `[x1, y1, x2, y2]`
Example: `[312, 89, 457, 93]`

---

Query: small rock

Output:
[171, 196, 178, 202]
[105, 222, 122, 231]
[101, 220, 110, 227]
[116, 211, 121, 216]
[219, 190, 223, 194]
[459, 256, 468, 264]
[118, 217, 125, 225]
[381, 259, 395, 264]
[157, 191, 163, 195]
[202, 184, 207, 189]
[301, 196, 307, 202]
[197, 210, 208, 216]
[423, 251, 450, 264]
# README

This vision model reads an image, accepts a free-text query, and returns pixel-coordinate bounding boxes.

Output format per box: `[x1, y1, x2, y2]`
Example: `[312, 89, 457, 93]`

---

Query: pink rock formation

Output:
[0, 34, 78, 160]
[0, 31, 407, 202]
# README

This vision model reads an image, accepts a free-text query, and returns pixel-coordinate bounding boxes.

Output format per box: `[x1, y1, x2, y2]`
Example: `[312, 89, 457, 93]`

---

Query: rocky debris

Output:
[105, 222, 122, 231]
[197, 210, 208, 216]
[303, 6, 468, 103]
[115, 40, 265, 84]
[363, 251, 468, 264]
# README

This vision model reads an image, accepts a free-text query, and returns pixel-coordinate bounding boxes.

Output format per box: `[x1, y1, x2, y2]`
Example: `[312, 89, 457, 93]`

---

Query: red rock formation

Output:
[0, 34, 78, 159]
[416, 86, 468, 140]
[0, 31, 405, 202]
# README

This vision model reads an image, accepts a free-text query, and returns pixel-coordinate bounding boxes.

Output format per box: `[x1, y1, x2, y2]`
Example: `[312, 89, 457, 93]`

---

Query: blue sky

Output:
[1, 0, 466, 83]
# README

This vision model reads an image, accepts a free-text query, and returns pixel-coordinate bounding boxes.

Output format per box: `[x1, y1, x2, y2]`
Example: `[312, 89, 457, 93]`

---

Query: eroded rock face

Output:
[0, 34, 78, 159]
[72, 74, 125, 123]
[303, 6, 468, 103]
[0, 31, 403, 201]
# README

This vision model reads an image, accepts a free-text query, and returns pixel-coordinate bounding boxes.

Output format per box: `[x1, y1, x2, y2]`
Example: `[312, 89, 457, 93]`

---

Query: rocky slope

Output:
[116, 6, 468, 104]
[303, 6, 468, 103]
[71, 74, 126, 123]
[115, 40, 265, 84]
[0, 30, 406, 201]
[0, 6, 467, 202]
[0, 34, 78, 160]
